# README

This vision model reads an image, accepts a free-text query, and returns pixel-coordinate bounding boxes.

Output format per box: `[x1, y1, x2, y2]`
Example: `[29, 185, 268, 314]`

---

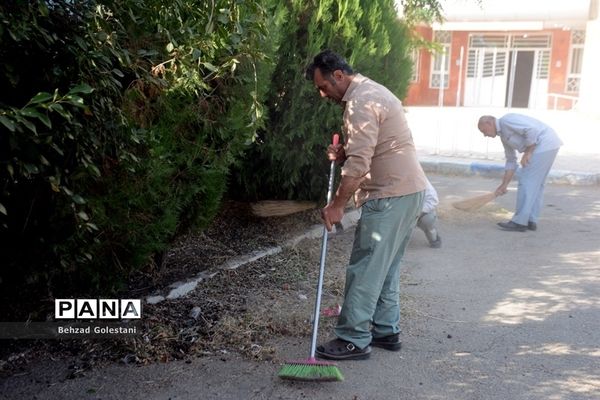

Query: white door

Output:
[464, 48, 508, 107]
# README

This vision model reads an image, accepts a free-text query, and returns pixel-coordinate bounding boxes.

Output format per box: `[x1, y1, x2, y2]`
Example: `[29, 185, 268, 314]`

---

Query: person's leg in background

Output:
[528, 149, 559, 226]
[512, 149, 559, 226]
[417, 210, 441, 248]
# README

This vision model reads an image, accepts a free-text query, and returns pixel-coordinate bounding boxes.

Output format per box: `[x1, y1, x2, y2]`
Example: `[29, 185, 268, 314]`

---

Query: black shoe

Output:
[528, 221, 537, 231]
[316, 339, 371, 360]
[497, 221, 527, 232]
[429, 235, 442, 248]
[370, 333, 402, 351]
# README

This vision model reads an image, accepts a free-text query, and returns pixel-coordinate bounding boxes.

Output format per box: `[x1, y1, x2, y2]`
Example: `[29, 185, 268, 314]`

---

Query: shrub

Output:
[0, 0, 272, 316]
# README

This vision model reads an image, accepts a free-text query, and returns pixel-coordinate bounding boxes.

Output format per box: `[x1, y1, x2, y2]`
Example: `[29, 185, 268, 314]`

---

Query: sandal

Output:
[370, 333, 402, 351]
[316, 338, 371, 360]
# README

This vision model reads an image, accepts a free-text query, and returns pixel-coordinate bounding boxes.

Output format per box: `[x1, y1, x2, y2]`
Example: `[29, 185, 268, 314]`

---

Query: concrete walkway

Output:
[407, 106, 600, 185]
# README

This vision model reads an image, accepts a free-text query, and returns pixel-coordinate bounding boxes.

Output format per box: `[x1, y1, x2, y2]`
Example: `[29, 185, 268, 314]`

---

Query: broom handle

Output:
[309, 133, 340, 358]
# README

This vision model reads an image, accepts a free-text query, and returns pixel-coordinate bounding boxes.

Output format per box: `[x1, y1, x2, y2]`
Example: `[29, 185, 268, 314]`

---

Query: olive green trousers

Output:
[334, 191, 424, 349]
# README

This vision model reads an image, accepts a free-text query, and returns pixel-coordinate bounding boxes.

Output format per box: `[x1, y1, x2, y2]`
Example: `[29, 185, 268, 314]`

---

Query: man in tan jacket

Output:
[306, 49, 427, 360]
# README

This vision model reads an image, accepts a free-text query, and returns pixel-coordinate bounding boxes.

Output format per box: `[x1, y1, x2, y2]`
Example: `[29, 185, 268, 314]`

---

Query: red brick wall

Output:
[451, 31, 469, 107]
[404, 28, 469, 106]
[547, 29, 575, 110]
[404, 27, 433, 105]
[405, 28, 578, 110]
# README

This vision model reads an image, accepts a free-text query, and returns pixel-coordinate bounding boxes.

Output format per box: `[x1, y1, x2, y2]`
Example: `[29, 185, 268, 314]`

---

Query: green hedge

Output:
[230, 0, 415, 202]
[0, 0, 441, 316]
[0, 0, 272, 313]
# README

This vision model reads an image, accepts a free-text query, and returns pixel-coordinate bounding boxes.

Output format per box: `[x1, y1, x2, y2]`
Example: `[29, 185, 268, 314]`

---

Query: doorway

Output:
[506, 50, 534, 108]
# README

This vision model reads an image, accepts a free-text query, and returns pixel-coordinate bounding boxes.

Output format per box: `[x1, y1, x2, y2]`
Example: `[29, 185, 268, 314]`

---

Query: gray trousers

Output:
[512, 149, 559, 225]
[334, 191, 424, 349]
[417, 210, 439, 245]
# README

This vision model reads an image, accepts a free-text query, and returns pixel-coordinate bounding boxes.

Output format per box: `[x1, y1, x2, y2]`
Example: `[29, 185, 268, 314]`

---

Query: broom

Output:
[278, 133, 344, 382]
[250, 200, 316, 217]
[452, 191, 497, 211]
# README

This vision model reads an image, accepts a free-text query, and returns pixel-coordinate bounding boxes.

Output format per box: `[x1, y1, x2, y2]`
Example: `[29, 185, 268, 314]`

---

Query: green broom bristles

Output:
[278, 362, 344, 382]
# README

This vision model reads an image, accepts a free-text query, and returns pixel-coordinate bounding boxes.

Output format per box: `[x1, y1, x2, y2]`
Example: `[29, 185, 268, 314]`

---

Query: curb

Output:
[146, 209, 362, 305]
[420, 159, 600, 186]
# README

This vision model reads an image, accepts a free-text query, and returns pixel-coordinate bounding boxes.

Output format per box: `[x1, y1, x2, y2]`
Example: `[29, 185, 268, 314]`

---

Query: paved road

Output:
[2, 174, 599, 400]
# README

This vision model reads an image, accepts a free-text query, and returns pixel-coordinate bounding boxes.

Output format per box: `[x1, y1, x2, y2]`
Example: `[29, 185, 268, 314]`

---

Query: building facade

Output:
[404, 0, 597, 111]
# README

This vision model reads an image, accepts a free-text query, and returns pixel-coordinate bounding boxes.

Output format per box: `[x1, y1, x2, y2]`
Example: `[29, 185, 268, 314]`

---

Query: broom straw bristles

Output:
[250, 200, 316, 217]
[452, 192, 497, 211]
[278, 361, 344, 382]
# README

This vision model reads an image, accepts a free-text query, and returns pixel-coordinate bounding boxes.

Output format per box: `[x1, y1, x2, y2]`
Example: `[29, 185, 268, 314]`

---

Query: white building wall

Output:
[578, 0, 600, 115]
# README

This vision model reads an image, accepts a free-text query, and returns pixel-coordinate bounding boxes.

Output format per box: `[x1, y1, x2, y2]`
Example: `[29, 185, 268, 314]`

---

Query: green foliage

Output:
[353, 0, 414, 97]
[399, 0, 444, 27]
[0, 0, 272, 307]
[0, 0, 136, 300]
[231, 0, 417, 202]
[0, 0, 444, 315]
[398, 0, 447, 52]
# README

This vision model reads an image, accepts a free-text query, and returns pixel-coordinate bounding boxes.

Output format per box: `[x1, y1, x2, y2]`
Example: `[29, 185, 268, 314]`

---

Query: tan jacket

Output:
[341, 74, 427, 207]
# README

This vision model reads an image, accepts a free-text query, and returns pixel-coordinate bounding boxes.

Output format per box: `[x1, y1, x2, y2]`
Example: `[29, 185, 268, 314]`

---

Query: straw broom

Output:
[250, 200, 316, 217]
[452, 192, 497, 211]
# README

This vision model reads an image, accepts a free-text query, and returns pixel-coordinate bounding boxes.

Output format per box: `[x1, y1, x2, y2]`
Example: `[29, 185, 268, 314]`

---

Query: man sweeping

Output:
[306, 50, 427, 360]
[477, 113, 562, 232]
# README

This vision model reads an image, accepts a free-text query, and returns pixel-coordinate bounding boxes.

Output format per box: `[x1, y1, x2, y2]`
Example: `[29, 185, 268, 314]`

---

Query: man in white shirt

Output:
[417, 179, 441, 248]
[478, 113, 562, 232]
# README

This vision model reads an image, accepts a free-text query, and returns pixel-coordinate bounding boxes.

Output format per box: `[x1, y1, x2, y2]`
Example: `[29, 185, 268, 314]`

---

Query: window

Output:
[469, 35, 508, 49]
[535, 50, 550, 79]
[410, 49, 420, 83]
[511, 35, 551, 48]
[467, 49, 506, 80]
[430, 31, 451, 89]
[567, 30, 585, 93]
[466, 49, 478, 78]
[482, 51, 506, 77]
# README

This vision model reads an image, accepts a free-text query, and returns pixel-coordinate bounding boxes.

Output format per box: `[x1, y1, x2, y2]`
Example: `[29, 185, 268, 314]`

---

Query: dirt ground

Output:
[1, 174, 599, 400]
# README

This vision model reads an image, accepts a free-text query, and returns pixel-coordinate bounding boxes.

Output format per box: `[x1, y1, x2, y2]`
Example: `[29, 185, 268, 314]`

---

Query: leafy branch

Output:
[0, 84, 94, 219]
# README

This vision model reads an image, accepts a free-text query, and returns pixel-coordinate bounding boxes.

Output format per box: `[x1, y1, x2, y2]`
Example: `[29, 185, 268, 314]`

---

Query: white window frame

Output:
[566, 30, 585, 94]
[430, 31, 451, 89]
[411, 49, 420, 83]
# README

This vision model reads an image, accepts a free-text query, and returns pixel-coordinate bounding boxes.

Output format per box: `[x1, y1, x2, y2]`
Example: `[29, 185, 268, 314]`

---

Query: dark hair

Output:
[305, 49, 354, 81]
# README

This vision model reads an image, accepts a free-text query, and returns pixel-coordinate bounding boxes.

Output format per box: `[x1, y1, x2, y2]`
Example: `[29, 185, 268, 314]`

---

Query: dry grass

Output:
[113, 236, 347, 365]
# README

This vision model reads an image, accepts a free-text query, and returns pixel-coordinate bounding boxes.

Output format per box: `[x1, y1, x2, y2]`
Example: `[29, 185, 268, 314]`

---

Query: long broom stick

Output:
[278, 133, 344, 382]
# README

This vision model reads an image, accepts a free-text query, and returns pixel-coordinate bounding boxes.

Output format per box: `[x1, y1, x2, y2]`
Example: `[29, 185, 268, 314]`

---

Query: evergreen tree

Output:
[232, 0, 415, 201]
[0, 0, 273, 313]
